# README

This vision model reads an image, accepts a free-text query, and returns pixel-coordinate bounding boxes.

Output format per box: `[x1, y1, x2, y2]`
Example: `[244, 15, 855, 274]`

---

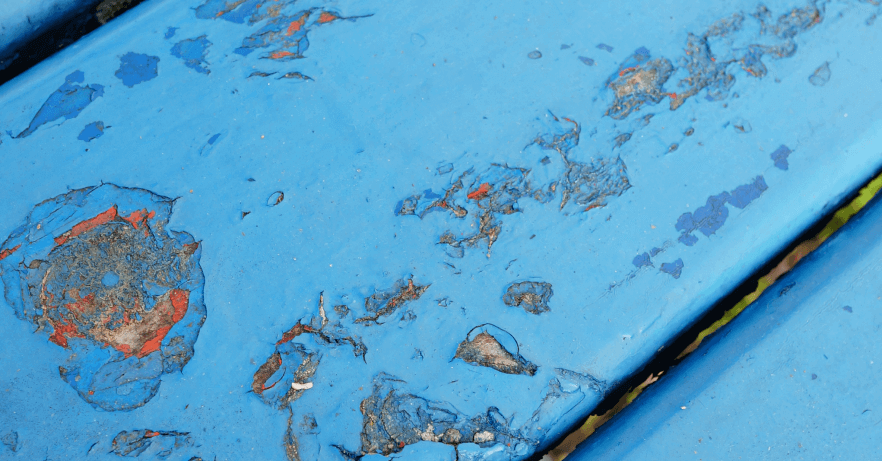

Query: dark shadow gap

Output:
[0, 0, 148, 86]
[533, 161, 882, 461]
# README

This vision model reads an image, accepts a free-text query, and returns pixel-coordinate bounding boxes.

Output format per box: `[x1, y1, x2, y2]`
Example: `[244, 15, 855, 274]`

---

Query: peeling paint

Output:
[676, 176, 768, 246]
[78, 121, 105, 142]
[606, 49, 673, 119]
[0, 184, 206, 411]
[354, 277, 429, 325]
[503, 281, 553, 315]
[194, 1, 372, 62]
[342, 373, 531, 457]
[171, 36, 212, 74]
[660, 259, 685, 279]
[399, 115, 630, 256]
[454, 324, 537, 376]
[14, 71, 104, 139]
[771, 145, 793, 170]
[110, 429, 192, 457]
[115, 52, 159, 87]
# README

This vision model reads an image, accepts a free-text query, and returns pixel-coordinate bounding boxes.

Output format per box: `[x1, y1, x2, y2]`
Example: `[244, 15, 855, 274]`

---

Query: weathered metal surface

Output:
[570, 182, 882, 461]
[1, 0, 881, 459]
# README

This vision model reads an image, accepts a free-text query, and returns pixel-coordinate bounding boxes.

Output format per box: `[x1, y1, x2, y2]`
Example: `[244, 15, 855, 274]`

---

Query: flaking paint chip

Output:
[292, 382, 314, 390]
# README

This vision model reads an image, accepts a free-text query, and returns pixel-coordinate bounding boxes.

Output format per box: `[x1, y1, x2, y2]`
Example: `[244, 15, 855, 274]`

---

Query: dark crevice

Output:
[0, 0, 148, 86]
[532, 163, 882, 461]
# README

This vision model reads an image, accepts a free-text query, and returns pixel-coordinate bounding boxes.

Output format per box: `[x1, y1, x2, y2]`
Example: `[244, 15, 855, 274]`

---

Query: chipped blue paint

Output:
[809, 61, 832, 86]
[14, 71, 104, 138]
[170, 36, 211, 74]
[571, 188, 882, 461]
[631, 252, 653, 268]
[659, 259, 684, 279]
[771, 145, 793, 170]
[675, 176, 768, 246]
[115, 52, 160, 87]
[77, 121, 105, 142]
[164, 27, 178, 39]
[1, 0, 882, 460]
[193, 0, 373, 61]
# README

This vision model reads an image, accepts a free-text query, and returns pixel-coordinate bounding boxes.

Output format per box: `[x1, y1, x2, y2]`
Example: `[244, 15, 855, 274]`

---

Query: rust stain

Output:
[54, 207, 118, 245]
[317, 11, 339, 24]
[467, 183, 492, 200]
[0, 244, 20, 261]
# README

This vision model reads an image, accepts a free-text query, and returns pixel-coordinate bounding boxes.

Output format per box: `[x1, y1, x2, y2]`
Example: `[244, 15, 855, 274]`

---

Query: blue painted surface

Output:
[1, 0, 882, 459]
[570, 186, 882, 461]
[78, 120, 105, 141]
[115, 52, 160, 87]
[12, 70, 104, 138]
[0, 0, 104, 70]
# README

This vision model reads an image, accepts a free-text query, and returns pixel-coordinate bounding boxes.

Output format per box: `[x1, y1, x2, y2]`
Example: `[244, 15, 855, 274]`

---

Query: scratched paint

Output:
[0, 184, 206, 411]
[13, 71, 104, 139]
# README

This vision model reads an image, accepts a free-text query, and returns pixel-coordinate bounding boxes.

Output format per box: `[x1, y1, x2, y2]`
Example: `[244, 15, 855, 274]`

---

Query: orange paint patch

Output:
[49, 320, 83, 348]
[65, 291, 96, 314]
[169, 289, 189, 323]
[467, 183, 492, 200]
[55, 207, 118, 246]
[286, 13, 308, 35]
[269, 51, 296, 59]
[0, 244, 20, 261]
[139, 326, 172, 357]
[668, 92, 678, 99]
[317, 11, 339, 24]
[121, 209, 155, 229]
[183, 242, 200, 256]
[136, 289, 190, 358]
[145, 431, 160, 438]
[276, 322, 312, 345]
[584, 204, 605, 212]
[618, 66, 637, 77]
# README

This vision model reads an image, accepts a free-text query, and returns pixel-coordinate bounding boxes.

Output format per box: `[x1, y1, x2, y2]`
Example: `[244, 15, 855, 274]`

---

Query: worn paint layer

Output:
[0, 184, 206, 411]
[14, 71, 104, 139]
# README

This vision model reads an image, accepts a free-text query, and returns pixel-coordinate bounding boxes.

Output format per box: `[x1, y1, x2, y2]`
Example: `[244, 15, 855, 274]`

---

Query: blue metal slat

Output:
[0, 0, 881, 459]
[570, 174, 882, 461]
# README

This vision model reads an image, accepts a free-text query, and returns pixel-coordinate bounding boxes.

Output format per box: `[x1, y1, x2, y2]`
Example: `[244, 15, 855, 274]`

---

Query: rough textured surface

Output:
[0, 184, 206, 411]
[2, 0, 882, 460]
[454, 326, 537, 376]
[110, 429, 192, 458]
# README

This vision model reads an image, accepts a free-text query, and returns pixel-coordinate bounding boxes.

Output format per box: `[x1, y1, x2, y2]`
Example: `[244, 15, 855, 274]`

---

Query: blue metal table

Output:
[1, 0, 882, 459]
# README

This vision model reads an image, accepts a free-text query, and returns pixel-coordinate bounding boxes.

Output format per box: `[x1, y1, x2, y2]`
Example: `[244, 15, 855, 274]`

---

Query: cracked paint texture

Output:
[0, 184, 206, 411]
